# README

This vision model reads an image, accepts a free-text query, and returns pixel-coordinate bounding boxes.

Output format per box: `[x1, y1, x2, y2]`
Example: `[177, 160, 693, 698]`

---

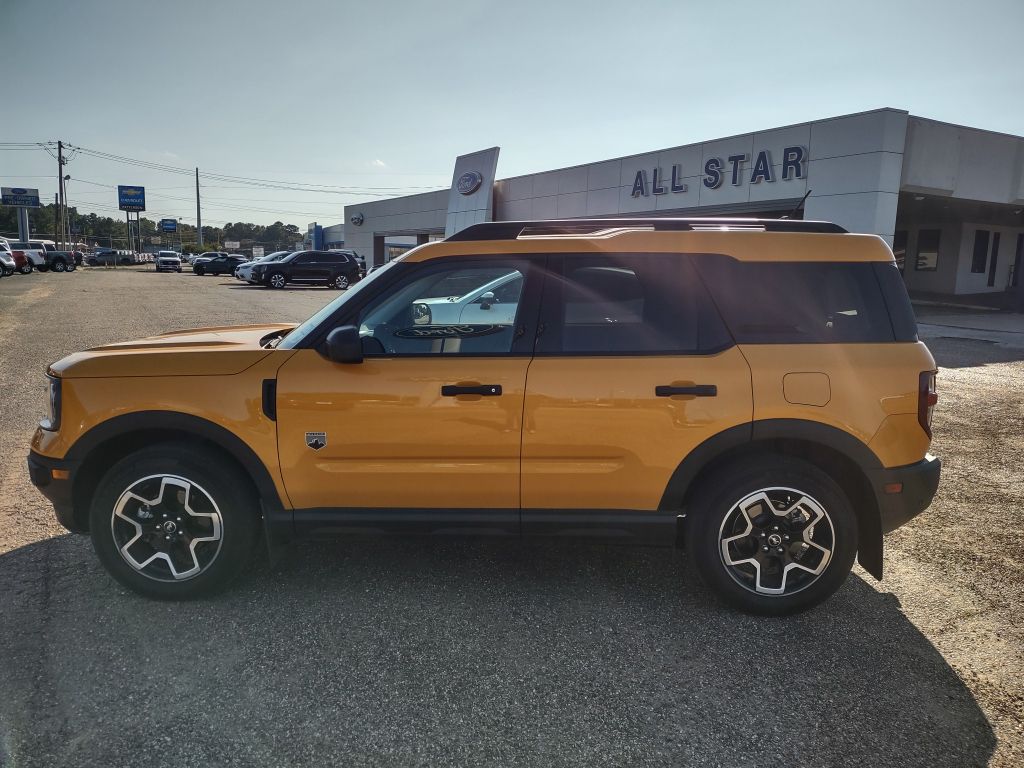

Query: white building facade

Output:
[341, 109, 1024, 302]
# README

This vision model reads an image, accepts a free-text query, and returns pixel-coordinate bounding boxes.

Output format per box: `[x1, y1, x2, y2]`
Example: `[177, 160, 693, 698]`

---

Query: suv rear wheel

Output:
[52, 259, 67, 272]
[89, 443, 261, 599]
[686, 456, 857, 615]
[329, 274, 349, 289]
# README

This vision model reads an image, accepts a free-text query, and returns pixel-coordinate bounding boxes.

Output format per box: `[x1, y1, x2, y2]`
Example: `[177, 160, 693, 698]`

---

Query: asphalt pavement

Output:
[0, 267, 1020, 767]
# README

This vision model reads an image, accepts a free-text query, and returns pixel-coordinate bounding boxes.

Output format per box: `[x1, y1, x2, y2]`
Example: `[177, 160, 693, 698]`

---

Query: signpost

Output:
[2, 187, 41, 241]
[252, 246, 265, 259]
[2, 187, 41, 207]
[117, 186, 146, 212]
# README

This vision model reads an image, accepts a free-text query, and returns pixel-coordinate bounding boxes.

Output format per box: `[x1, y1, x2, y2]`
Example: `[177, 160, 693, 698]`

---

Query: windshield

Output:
[277, 258, 403, 350]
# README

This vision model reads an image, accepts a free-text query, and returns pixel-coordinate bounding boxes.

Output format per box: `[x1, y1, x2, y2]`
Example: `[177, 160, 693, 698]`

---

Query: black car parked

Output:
[252, 249, 360, 289]
[194, 254, 247, 276]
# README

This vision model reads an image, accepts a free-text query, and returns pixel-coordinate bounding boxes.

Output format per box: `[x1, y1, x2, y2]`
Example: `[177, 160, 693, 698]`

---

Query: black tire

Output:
[329, 274, 350, 289]
[19, 264, 32, 274]
[176, 268, 182, 273]
[685, 456, 858, 616]
[266, 271, 287, 289]
[194, 266, 205, 275]
[89, 443, 261, 600]
[67, 261, 76, 271]
[37, 263, 49, 273]
[52, 259, 67, 272]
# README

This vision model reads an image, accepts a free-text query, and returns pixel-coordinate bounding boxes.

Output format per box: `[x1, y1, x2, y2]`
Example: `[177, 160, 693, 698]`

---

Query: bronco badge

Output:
[305, 432, 327, 451]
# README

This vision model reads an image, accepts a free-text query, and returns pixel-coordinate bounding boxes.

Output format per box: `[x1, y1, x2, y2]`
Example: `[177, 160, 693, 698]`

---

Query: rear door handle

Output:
[655, 384, 717, 397]
[441, 384, 503, 397]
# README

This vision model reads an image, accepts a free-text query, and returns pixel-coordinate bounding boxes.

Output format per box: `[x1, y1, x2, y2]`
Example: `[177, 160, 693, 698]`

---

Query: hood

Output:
[51, 323, 296, 378]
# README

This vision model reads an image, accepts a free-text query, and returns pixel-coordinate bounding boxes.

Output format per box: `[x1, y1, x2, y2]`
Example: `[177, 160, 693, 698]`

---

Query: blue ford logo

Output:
[456, 171, 483, 195]
[11, 188, 27, 195]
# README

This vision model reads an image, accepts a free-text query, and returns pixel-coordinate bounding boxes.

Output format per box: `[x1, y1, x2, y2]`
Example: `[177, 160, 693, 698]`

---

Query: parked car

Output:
[252, 249, 360, 289]
[235, 251, 291, 282]
[155, 250, 183, 273]
[190, 251, 229, 268]
[87, 249, 135, 266]
[193, 254, 246, 276]
[26, 218, 940, 613]
[0, 249, 15, 277]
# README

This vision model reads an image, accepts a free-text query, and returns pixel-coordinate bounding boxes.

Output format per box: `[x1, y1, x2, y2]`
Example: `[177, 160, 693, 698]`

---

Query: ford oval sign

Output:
[456, 171, 483, 195]
[12, 188, 27, 195]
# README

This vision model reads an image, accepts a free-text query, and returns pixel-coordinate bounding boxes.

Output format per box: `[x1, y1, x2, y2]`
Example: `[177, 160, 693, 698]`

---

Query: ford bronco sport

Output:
[28, 218, 940, 614]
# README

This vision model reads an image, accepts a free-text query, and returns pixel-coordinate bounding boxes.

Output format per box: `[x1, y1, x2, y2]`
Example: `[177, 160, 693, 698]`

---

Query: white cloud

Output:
[371, 158, 387, 168]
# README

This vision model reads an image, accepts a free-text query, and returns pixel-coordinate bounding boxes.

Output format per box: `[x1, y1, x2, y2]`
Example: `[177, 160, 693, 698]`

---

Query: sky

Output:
[2, 0, 1022, 230]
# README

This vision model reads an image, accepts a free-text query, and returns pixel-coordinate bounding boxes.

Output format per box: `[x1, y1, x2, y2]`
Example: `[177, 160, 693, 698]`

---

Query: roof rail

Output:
[445, 218, 847, 241]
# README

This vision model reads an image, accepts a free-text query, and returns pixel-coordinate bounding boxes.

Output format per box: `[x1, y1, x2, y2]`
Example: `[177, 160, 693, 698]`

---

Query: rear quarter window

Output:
[694, 255, 898, 343]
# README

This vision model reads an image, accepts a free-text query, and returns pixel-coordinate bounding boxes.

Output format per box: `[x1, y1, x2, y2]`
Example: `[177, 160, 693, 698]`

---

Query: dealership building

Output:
[338, 108, 1024, 303]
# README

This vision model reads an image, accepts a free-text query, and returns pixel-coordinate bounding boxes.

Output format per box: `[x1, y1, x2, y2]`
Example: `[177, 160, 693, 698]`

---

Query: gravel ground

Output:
[0, 267, 1020, 767]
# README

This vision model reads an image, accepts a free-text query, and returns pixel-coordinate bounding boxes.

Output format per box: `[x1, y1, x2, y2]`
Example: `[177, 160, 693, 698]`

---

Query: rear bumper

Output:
[27, 450, 84, 532]
[870, 454, 941, 534]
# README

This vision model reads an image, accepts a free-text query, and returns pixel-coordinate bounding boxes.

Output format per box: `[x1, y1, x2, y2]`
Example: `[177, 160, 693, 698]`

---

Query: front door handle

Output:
[655, 384, 717, 397]
[441, 384, 503, 397]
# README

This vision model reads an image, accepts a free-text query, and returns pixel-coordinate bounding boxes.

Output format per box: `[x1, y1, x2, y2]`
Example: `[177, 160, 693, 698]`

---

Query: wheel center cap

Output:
[767, 533, 783, 547]
[162, 521, 177, 534]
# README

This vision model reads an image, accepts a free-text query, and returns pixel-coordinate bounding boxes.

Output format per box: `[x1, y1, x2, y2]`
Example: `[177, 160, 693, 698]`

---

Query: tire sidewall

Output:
[686, 457, 858, 616]
[89, 444, 260, 599]
[268, 272, 286, 288]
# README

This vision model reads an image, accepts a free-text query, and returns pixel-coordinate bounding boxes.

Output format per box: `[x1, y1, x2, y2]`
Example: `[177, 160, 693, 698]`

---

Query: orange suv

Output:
[27, 218, 939, 614]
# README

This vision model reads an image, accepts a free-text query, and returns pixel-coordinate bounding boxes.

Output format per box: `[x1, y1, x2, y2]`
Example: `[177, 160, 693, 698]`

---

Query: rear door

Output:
[521, 253, 753, 527]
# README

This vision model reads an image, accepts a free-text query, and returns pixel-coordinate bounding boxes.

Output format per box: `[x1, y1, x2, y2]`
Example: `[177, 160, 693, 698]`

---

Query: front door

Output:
[275, 257, 541, 529]
[521, 253, 752, 530]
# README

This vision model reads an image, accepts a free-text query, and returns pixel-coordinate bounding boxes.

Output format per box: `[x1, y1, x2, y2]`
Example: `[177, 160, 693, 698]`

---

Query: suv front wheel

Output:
[89, 443, 260, 599]
[686, 456, 857, 615]
[266, 272, 287, 289]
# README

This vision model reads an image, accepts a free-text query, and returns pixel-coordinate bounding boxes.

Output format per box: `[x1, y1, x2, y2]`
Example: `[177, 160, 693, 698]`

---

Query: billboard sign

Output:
[118, 185, 146, 212]
[224, 240, 240, 249]
[159, 218, 177, 232]
[252, 246, 264, 259]
[1, 187, 41, 207]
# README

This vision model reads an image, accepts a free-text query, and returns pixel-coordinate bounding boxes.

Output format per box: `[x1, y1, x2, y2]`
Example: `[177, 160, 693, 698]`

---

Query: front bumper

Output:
[870, 454, 941, 534]
[27, 450, 84, 532]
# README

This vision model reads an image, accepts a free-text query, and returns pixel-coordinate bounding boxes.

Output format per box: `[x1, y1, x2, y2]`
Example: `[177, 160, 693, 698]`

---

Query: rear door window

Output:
[537, 254, 730, 355]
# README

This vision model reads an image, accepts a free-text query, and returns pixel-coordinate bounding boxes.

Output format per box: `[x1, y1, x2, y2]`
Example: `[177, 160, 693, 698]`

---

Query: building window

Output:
[893, 230, 907, 272]
[915, 229, 941, 272]
[987, 232, 1001, 287]
[1011, 234, 1023, 289]
[971, 230, 991, 273]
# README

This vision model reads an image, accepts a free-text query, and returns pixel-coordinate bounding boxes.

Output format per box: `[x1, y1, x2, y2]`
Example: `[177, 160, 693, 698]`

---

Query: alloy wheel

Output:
[718, 487, 834, 596]
[333, 275, 349, 289]
[110, 474, 224, 582]
[53, 261, 66, 272]
[269, 273, 286, 288]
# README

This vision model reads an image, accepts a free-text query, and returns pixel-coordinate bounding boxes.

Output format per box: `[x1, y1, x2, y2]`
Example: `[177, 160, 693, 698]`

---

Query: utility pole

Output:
[195, 167, 203, 248]
[57, 141, 66, 249]
[54, 193, 59, 243]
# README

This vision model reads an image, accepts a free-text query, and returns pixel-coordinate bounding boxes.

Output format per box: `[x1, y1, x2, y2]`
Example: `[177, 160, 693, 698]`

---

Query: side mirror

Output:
[324, 325, 363, 364]
[479, 291, 496, 310]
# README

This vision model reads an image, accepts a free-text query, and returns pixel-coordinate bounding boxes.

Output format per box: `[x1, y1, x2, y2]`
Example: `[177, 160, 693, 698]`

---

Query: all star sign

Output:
[630, 146, 807, 198]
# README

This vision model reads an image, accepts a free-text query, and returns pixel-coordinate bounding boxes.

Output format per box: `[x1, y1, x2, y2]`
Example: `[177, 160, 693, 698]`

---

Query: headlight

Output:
[412, 303, 432, 325]
[41, 374, 61, 431]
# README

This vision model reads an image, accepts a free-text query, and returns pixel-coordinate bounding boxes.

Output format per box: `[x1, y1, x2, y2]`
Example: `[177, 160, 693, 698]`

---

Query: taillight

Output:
[918, 370, 938, 438]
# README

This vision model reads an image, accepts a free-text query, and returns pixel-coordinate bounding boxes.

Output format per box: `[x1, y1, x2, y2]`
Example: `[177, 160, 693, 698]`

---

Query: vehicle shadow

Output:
[223, 283, 341, 292]
[0, 535, 995, 767]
